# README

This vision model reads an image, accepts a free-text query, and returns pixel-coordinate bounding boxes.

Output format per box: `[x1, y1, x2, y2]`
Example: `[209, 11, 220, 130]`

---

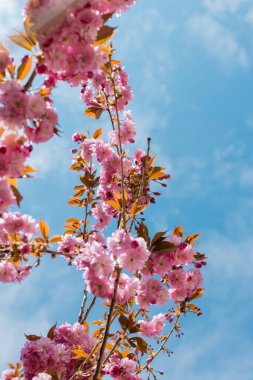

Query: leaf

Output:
[7, 178, 17, 188]
[129, 202, 148, 217]
[9, 33, 35, 51]
[102, 12, 114, 23]
[68, 198, 82, 207]
[71, 348, 89, 359]
[83, 320, 89, 333]
[92, 328, 104, 338]
[25, 334, 41, 341]
[149, 166, 166, 180]
[105, 343, 114, 350]
[147, 154, 157, 168]
[10, 185, 23, 207]
[39, 87, 51, 97]
[93, 128, 103, 139]
[47, 322, 57, 340]
[105, 200, 121, 210]
[95, 25, 116, 45]
[65, 217, 80, 223]
[129, 337, 147, 354]
[173, 225, 184, 238]
[119, 314, 129, 330]
[39, 220, 49, 240]
[137, 223, 150, 246]
[185, 233, 201, 245]
[187, 303, 201, 315]
[17, 56, 33, 81]
[22, 165, 38, 175]
[122, 347, 130, 358]
[84, 107, 103, 120]
[187, 288, 204, 302]
[151, 231, 167, 246]
[49, 235, 62, 243]
[152, 240, 176, 254]
[91, 320, 106, 326]
[7, 63, 15, 78]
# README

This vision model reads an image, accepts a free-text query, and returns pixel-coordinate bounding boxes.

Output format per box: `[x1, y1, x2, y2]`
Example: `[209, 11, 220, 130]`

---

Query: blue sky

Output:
[1, 0, 253, 378]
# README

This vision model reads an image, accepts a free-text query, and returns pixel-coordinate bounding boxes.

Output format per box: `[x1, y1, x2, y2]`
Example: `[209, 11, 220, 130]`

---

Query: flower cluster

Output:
[0, 80, 58, 144]
[104, 355, 141, 380]
[0, 212, 38, 283]
[24, 0, 136, 86]
[20, 323, 95, 380]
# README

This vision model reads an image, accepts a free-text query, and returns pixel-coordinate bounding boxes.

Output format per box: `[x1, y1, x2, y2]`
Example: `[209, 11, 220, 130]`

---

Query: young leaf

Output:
[84, 107, 103, 120]
[39, 220, 49, 240]
[71, 348, 89, 359]
[9, 33, 35, 51]
[17, 56, 33, 81]
[173, 225, 184, 238]
[95, 25, 116, 45]
[25, 334, 41, 341]
[129, 337, 147, 354]
[49, 235, 62, 243]
[93, 128, 103, 139]
[47, 323, 57, 340]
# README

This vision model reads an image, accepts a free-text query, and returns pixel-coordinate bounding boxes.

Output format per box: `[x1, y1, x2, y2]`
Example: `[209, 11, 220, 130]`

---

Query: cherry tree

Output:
[0, 1, 207, 379]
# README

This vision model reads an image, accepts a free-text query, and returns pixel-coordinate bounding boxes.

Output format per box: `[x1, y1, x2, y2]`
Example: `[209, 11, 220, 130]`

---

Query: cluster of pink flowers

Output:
[0, 178, 16, 213]
[107, 229, 149, 273]
[104, 355, 141, 380]
[0, 212, 38, 283]
[20, 323, 95, 380]
[0, 262, 31, 283]
[138, 313, 165, 338]
[81, 63, 133, 112]
[0, 133, 31, 178]
[0, 43, 12, 73]
[0, 211, 38, 243]
[57, 234, 84, 254]
[24, 0, 135, 86]
[0, 80, 58, 144]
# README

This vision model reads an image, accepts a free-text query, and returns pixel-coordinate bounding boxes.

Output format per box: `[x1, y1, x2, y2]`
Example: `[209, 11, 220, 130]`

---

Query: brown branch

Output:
[80, 296, 96, 323]
[93, 266, 121, 379]
[77, 289, 88, 323]
[24, 67, 37, 92]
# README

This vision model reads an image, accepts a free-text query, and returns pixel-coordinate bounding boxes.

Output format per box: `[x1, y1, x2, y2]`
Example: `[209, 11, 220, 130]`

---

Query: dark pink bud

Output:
[161, 183, 167, 187]
[131, 240, 139, 249]
[154, 192, 161, 196]
[150, 197, 156, 204]
[0, 146, 7, 154]
[36, 63, 47, 74]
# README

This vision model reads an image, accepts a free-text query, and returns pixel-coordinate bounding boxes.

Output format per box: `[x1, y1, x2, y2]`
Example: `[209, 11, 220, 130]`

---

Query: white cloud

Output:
[187, 13, 250, 68]
[245, 8, 253, 24]
[203, 0, 248, 14]
[0, 1, 24, 43]
[28, 136, 72, 176]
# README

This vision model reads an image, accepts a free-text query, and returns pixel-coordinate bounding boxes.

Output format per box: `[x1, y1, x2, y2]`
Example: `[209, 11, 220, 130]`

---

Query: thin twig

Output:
[77, 289, 88, 323]
[129, 137, 151, 232]
[137, 315, 180, 374]
[93, 266, 122, 379]
[80, 296, 97, 323]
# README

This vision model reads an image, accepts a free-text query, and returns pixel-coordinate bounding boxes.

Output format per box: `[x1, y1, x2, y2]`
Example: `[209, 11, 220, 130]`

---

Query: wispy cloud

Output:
[28, 136, 72, 176]
[187, 13, 250, 68]
[0, 1, 24, 43]
[203, 0, 248, 14]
